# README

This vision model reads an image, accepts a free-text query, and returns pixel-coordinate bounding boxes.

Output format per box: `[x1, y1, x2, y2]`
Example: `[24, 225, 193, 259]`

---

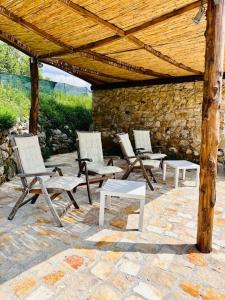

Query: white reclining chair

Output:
[133, 130, 166, 165]
[8, 135, 85, 227]
[76, 131, 123, 204]
[117, 133, 160, 190]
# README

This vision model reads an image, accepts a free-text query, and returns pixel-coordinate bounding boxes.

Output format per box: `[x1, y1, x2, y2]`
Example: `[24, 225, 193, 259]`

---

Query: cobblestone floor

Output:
[0, 152, 225, 299]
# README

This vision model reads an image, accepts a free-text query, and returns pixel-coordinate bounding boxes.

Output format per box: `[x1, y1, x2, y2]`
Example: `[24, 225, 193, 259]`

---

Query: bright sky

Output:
[42, 64, 91, 89]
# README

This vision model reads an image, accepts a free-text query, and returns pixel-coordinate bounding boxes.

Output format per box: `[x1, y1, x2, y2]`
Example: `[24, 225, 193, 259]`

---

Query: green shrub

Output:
[0, 110, 16, 130]
[0, 83, 92, 155]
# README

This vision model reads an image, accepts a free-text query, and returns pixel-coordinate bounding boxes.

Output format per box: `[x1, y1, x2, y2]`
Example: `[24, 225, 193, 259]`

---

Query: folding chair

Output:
[8, 135, 85, 227]
[76, 131, 123, 204]
[117, 133, 160, 191]
[133, 130, 166, 167]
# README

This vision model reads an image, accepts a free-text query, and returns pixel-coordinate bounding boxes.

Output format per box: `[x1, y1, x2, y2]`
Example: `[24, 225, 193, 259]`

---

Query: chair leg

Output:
[38, 178, 63, 227]
[8, 188, 29, 220]
[67, 191, 79, 209]
[149, 168, 157, 183]
[140, 162, 154, 191]
[31, 194, 39, 204]
[122, 166, 133, 180]
[85, 167, 92, 205]
[98, 175, 104, 188]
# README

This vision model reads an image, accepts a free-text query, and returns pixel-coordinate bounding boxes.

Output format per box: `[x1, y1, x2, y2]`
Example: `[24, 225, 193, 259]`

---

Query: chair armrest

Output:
[17, 172, 57, 178]
[135, 147, 145, 151]
[127, 156, 138, 159]
[76, 158, 92, 162]
[104, 155, 120, 160]
[45, 163, 70, 168]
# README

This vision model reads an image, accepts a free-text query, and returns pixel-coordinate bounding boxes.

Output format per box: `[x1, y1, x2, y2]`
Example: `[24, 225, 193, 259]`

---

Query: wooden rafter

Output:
[0, 30, 37, 57]
[0, 5, 75, 51]
[126, 0, 206, 35]
[0, 4, 169, 78]
[79, 50, 171, 78]
[38, 35, 120, 59]
[128, 36, 202, 75]
[41, 58, 105, 84]
[41, 57, 131, 82]
[57, 0, 125, 36]
[0, 30, 102, 84]
[56, 0, 202, 74]
[41, 0, 205, 60]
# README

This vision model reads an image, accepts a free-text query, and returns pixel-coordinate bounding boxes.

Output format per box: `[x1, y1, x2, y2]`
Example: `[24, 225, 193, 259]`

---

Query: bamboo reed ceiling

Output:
[0, 0, 216, 85]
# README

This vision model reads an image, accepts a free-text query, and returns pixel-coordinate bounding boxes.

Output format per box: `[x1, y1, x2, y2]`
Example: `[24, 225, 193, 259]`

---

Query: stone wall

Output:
[93, 81, 225, 160]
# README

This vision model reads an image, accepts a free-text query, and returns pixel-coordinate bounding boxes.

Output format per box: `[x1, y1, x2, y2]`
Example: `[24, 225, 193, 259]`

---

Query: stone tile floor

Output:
[0, 152, 225, 299]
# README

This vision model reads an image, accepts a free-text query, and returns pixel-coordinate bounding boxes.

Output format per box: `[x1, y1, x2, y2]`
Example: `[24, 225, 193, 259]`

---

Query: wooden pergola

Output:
[0, 0, 224, 253]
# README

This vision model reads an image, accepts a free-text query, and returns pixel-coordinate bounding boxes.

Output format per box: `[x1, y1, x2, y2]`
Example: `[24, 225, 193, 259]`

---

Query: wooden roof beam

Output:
[79, 50, 171, 78]
[0, 5, 74, 52]
[41, 58, 105, 85]
[126, 0, 206, 35]
[0, 5, 169, 78]
[38, 35, 120, 59]
[128, 35, 202, 75]
[41, 57, 133, 82]
[57, 0, 125, 36]
[39, 0, 206, 60]
[0, 30, 100, 84]
[0, 30, 36, 57]
[56, 0, 202, 74]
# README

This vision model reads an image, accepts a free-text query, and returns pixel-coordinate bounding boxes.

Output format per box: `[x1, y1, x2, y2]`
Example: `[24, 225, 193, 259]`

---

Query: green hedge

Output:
[0, 83, 92, 157]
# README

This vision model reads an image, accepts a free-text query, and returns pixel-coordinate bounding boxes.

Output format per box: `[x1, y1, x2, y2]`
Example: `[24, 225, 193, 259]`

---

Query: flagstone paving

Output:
[0, 152, 225, 299]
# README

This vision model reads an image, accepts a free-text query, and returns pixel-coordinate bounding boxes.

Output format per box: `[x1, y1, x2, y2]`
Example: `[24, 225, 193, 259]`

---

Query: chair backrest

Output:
[133, 130, 152, 152]
[117, 133, 135, 160]
[76, 131, 104, 163]
[13, 135, 46, 175]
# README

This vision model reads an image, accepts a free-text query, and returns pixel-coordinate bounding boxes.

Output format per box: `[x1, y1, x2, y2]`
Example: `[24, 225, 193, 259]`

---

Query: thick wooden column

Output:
[197, 0, 225, 253]
[29, 57, 39, 135]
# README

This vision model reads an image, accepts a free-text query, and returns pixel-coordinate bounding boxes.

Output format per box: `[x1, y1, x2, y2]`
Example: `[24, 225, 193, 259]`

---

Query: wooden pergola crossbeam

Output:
[126, 0, 206, 35]
[41, 57, 131, 82]
[40, 0, 205, 62]
[0, 4, 169, 78]
[56, 0, 202, 74]
[0, 5, 74, 52]
[0, 30, 37, 57]
[38, 35, 120, 59]
[0, 30, 102, 84]
[41, 58, 105, 85]
[79, 50, 171, 78]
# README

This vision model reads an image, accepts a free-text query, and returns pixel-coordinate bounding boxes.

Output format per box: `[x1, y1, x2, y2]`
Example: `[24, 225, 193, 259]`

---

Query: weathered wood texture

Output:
[29, 58, 39, 135]
[197, 0, 225, 253]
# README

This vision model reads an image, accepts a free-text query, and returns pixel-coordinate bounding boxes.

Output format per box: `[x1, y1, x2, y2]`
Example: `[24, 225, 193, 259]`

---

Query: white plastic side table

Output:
[163, 160, 200, 188]
[99, 179, 146, 231]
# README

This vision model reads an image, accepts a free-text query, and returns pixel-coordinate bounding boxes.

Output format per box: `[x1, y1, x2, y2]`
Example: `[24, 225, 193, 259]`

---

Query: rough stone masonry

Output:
[93, 81, 225, 160]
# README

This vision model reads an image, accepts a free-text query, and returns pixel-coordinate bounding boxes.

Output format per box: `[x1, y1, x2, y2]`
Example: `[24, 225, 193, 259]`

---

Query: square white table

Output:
[99, 179, 146, 231]
[163, 160, 200, 188]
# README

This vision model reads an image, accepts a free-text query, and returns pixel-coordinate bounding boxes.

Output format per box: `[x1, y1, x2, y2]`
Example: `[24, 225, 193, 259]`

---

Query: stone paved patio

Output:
[0, 152, 225, 299]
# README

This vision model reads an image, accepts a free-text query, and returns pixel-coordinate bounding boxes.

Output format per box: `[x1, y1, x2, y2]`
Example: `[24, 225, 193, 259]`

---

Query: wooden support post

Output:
[197, 0, 225, 253]
[29, 57, 39, 135]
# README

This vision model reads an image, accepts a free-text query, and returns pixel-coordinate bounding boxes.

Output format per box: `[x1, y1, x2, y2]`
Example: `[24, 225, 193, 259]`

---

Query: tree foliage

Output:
[0, 42, 30, 76]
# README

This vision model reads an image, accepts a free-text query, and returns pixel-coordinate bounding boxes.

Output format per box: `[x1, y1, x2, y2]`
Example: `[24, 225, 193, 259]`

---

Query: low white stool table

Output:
[99, 179, 146, 231]
[163, 160, 200, 188]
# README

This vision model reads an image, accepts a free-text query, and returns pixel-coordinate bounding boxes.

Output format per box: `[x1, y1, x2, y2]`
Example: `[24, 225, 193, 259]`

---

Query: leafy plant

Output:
[0, 110, 16, 130]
